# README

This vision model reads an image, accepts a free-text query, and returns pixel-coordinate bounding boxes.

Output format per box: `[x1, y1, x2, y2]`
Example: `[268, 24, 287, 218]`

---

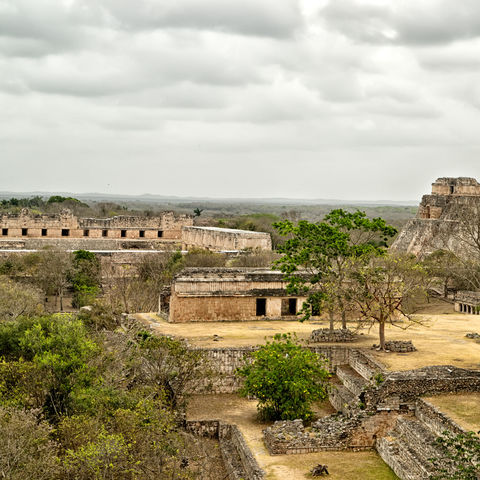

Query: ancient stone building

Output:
[0, 209, 272, 253]
[169, 268, 306, 322]
[0, 208, 191, 244]
[454, 290, 480, 314]
[181, 226, 272, 252]
[391, 177, 480, 257]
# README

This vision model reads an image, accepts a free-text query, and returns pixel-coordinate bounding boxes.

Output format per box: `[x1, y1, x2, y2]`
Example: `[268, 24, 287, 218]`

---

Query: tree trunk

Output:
[379, 321, 386, 350]
[60, 291, 63, 312]
[329, 310, 334, 332]
[341, 310, 347, 330]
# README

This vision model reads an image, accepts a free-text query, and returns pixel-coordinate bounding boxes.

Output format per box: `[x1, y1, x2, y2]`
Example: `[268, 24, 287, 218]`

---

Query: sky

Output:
[1, 0, 480, 201]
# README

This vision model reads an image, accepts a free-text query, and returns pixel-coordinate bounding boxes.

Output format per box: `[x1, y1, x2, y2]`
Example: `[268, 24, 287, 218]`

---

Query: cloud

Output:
[98, 0, 303, 38]
[321, 0, 480, 45]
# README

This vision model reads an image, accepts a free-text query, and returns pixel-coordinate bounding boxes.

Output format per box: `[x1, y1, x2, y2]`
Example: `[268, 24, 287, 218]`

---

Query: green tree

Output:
[237, 333, 330, 421]
[273, 209, 397, 329]
[71, 250, 101, 308]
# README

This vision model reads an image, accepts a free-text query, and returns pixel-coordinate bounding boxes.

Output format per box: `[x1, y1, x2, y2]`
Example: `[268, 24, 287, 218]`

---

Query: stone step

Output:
[329, 382, 358, 415]
[376, 434, 432, 480]
[336, 364, 368, 396]
[376, 416, 445, 480]
[348, 350, 381, 381]
[393, 417, 441, 464]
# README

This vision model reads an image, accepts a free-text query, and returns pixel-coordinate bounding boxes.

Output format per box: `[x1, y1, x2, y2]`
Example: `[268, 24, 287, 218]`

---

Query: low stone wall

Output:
[186, 420, 264, 480]
[196, 345, 353, 393]
[365, 366, 480, 409]
[372, 341, 416, 352]
[415, 399, 466, 437]
[263, 412, 398, 455]
[310, 328, 356, 343]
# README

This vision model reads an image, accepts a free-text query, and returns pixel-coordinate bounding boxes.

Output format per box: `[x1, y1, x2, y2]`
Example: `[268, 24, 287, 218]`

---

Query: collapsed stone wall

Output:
[310, 328, 357, 343]
[185, 420, 264, 480]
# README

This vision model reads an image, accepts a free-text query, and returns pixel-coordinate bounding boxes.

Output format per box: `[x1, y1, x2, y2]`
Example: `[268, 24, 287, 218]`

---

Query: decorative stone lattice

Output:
[372, 340, 416, 352]
[310, 328, 356, 343]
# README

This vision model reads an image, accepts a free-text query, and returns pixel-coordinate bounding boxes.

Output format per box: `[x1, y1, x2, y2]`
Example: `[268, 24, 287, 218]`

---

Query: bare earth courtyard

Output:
[136, 299, 480, 371]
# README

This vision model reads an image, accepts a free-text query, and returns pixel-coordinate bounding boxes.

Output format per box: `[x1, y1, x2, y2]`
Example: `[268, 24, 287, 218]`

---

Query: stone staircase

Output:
[376, 416, 443, 480]
[329, 350, 380, 415]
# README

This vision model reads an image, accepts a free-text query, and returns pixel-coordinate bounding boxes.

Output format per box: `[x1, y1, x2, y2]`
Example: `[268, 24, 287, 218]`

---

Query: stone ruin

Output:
[391, 177, 480, 257]
[310, 328, 357, 343]
[372, 340, 416, 352]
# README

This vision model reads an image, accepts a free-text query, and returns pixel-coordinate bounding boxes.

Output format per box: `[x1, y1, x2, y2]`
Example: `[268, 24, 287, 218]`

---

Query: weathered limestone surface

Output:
[391, 177, 480, 257]
[169, 268, 308, 322]
[185, 420, 264, 480]
[182, 226, 271, 251]
[0, 208, 191, 240]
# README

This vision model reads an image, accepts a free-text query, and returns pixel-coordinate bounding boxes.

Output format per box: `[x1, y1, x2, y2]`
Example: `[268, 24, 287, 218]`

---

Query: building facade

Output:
[169, 267, 306, 322]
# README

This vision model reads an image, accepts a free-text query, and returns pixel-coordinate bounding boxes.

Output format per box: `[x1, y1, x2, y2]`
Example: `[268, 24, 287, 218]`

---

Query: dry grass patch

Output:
[187, 394, 398, 480]
[425, 393, 480, 433]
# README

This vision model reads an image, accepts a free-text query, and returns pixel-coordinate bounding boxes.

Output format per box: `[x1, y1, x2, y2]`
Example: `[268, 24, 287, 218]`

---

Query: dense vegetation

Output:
[0, 310, 213, 479]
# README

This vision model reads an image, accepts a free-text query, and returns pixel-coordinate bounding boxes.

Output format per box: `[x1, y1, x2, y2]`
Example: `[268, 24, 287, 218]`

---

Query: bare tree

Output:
[347, 253, 428, 350]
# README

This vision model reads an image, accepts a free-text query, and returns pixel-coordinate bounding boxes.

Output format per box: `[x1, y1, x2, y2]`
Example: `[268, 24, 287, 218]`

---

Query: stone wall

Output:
[414, 399, 466, 437]
[0, 209, 191, 241]
[263, 412, 398, 455]
[182, 226, 272, 252]
[185, 420, 264, 480]
[194, 346, 361, 394]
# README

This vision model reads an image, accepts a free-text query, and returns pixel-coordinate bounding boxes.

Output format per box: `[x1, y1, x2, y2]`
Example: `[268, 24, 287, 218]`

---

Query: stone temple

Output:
[391, 177, 480, 257]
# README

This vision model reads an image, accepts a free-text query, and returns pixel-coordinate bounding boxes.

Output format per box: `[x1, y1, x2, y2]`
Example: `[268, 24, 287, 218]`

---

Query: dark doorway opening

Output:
[41, 228, 47, 237]
[158, 230, 163, 238]
[102, 229, 108, 237]
[2, 228, 7, 236]
[121, 230, 127, 238]
[61, 229, 69, 237]
[256, 298, 266, 316]
[450, 185, 454, 194]
[288, 298, 297, 315]
[22, 228, 28, 236]
[83, 229, 89, 237]
[139, 230, 145, 238]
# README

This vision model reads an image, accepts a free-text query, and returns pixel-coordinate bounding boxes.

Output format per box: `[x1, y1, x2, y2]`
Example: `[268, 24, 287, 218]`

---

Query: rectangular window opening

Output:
[41, 228, 47, 237]
[2, 228, 8, 236]
[157, 230, 163, 238]
[22, 228, 28, 236]
[121, 230, 127, 238]
[139, 230, 145, 238]
[102, 229, 108, 237]
[256, 298, 266, 316]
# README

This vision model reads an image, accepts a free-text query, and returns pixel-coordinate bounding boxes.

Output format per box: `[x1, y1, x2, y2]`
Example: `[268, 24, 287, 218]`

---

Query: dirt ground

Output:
[425, 393, 480, 433]
[187, 394, 398, 480]
[135, 299, 480, 371]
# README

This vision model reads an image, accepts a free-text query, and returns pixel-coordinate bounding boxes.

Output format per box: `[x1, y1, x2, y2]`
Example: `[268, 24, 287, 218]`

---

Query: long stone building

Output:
[391, 177, 480, 257]
[0, 209, 272, 252]
[169, 268, 305, 322]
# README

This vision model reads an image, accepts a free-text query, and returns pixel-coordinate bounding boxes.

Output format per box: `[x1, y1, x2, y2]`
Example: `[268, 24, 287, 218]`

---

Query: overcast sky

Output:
[1, 0, 480, 201]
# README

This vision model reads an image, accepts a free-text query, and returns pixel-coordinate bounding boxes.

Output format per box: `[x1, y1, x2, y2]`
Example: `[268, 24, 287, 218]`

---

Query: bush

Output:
[238, 333, 330, 421]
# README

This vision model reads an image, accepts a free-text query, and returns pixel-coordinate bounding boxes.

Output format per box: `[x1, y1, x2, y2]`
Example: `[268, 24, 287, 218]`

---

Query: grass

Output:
[187, 394, 398, 480]
[136, 298, 480, 371]
[424, 393, 480, 433]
